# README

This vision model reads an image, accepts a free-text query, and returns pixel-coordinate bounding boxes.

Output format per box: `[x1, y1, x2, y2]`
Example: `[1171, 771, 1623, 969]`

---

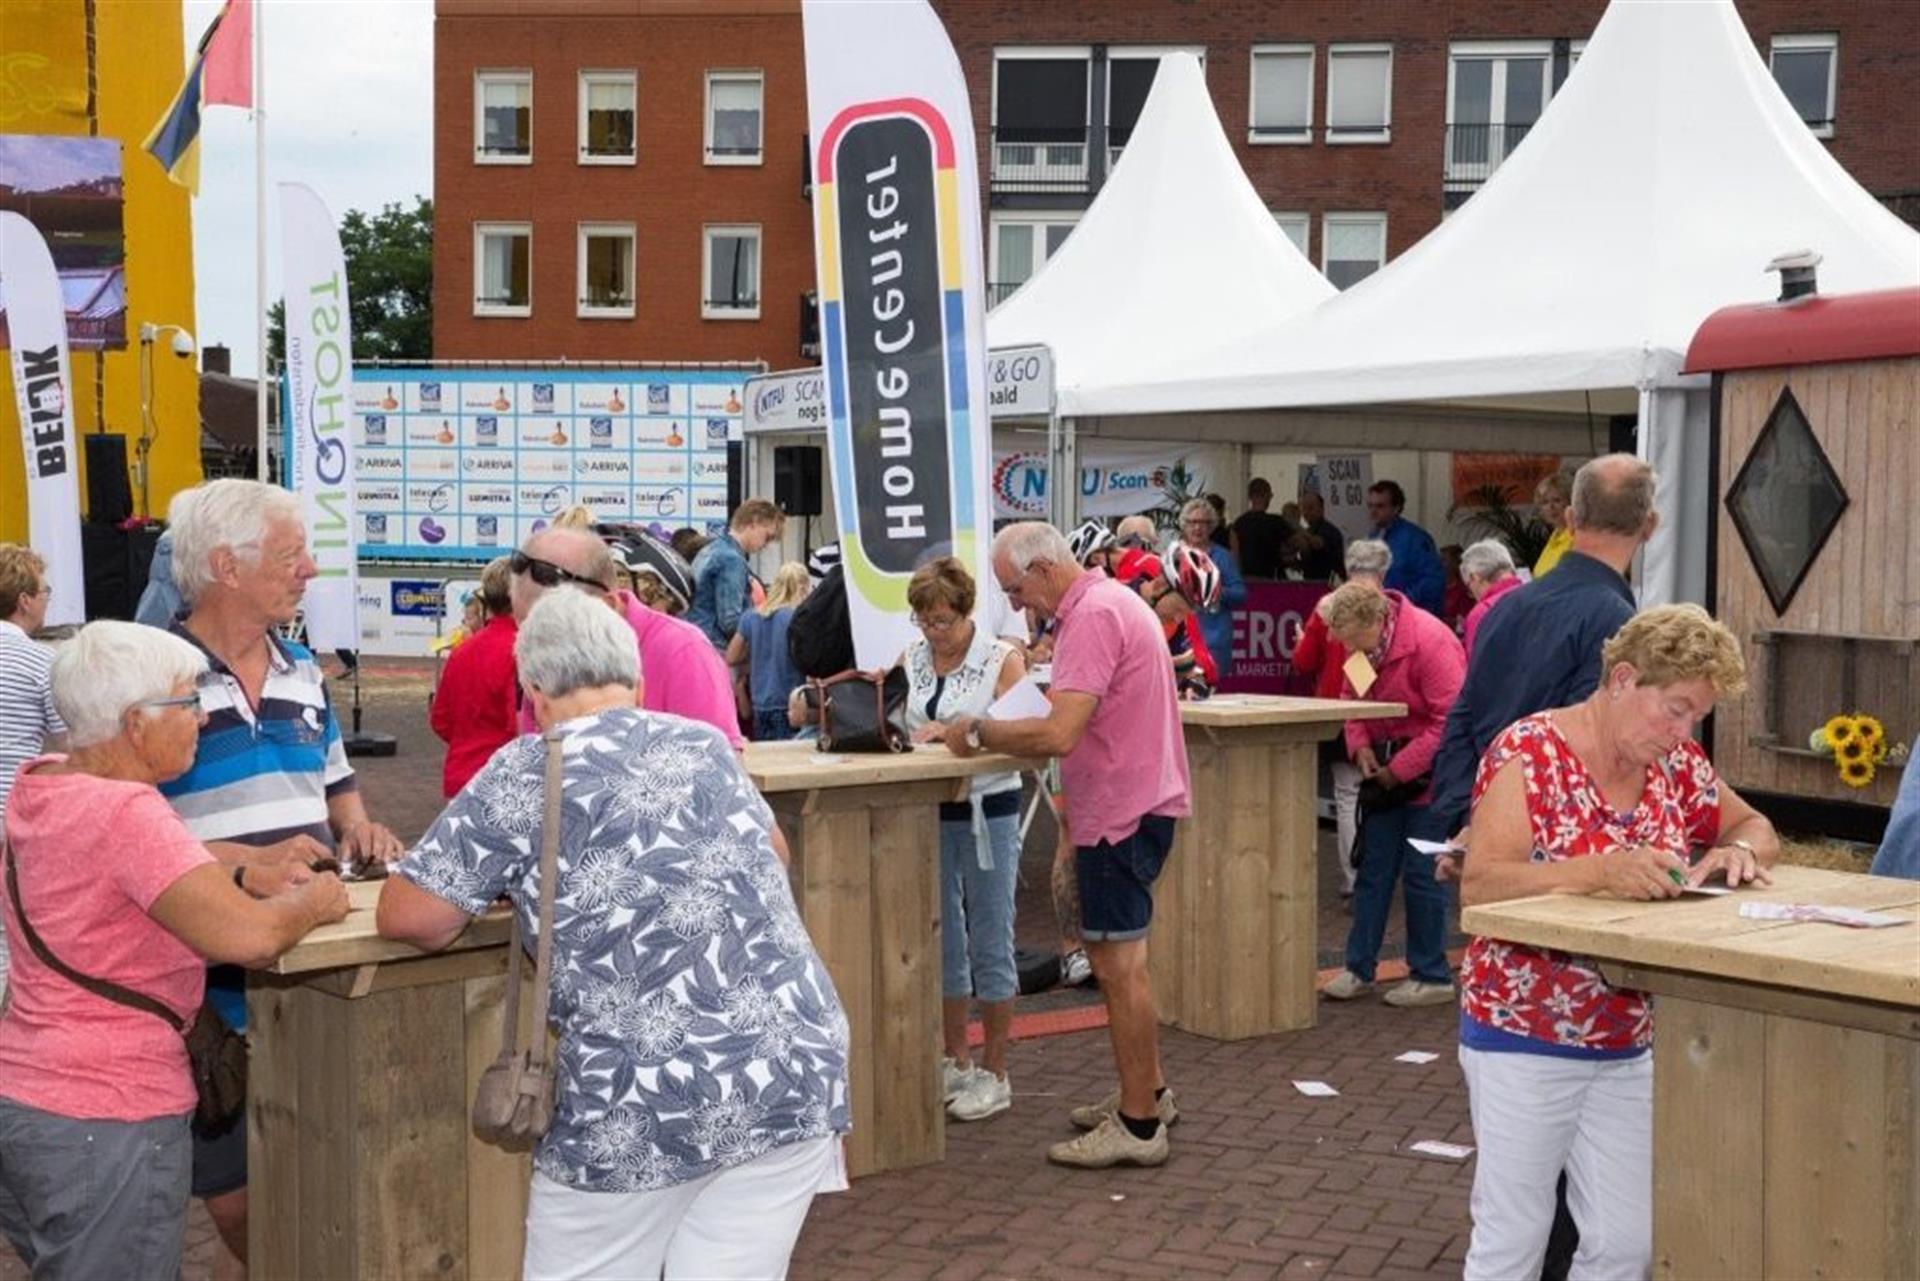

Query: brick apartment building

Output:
[432, 0, 1919, 367]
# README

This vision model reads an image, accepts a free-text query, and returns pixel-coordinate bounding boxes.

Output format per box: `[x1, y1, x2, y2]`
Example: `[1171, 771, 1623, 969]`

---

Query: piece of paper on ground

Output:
[1395, 1050, 1440, 1065]
[1409, 1140, 1475, 1160]
[1292, 1080, 1340, 1098]
[987, 677, 1053, 721]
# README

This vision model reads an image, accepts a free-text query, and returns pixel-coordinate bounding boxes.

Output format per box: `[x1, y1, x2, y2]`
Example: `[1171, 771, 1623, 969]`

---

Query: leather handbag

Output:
[1356, 739, 1430, 814]
[800, 667, 911, 753]
[3, 840, 247, 1132]
[471, 730, 565, 1151]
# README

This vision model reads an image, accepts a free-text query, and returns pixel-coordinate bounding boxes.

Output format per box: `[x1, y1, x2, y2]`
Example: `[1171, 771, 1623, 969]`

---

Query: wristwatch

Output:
[964, 719, 986, 752]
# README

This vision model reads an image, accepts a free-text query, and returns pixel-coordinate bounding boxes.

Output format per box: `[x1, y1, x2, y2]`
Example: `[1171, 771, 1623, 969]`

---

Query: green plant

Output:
[1148, 461, 1203, 532]
[1449, 484, 1553, 568]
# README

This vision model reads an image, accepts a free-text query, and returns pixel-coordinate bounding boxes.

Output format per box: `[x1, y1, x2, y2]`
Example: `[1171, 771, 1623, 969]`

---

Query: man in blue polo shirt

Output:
[158, 479, 403, 1274]
[1428, 452, 1657, 1281]
[1367, 479, 1446, 617]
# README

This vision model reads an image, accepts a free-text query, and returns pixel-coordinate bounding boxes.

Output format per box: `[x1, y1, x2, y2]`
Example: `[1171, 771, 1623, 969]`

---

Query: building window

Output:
[577, 223, 635, 318]
[992, 49, 1091, 189]
[1447, 43, 1552, 186]
[703, 225, 761, 319]
[1770, 34, 1837, 137]
[705, 71, 763, 164]
[988, 214, 1076, 306]
[1326, 44, 1391, 142]
[475, 71, 531, 163]
[1322, 213, 1385, 289]
[474, 223, 531, 316]
[1271, 212, 1310, 257]
[1104, 47, 1202, 166]
[579, 71, 636, 163]
[1249, 45, 1312, 143]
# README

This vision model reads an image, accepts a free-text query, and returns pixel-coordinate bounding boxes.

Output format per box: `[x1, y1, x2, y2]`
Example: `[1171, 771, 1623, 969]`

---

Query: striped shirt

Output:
[158, 622, 355, 850]
[1, 619, 66, 983]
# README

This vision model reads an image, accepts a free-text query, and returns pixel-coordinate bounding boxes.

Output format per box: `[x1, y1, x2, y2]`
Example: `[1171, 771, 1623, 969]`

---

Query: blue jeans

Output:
[753, 708, 796, 741]
[939, 810, 1021, 1001]
[1344, 801, 1452, 984]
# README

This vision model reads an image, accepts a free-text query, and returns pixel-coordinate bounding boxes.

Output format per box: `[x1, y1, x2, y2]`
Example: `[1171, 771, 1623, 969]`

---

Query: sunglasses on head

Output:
[509, 550, 606, 591]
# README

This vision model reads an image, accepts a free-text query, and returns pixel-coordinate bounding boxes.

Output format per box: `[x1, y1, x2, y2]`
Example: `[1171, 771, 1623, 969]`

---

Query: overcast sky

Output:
[182, 0, 434, 378]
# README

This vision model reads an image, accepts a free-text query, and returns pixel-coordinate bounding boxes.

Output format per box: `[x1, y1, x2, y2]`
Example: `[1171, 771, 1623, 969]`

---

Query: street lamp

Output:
[137, 320, 196, 518]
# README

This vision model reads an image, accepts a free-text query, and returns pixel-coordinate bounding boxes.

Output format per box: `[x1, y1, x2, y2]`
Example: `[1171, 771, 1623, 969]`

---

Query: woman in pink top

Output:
[1459, 539, 1523, 657]
[1315, 583, 1466, 1009]
[0, 623, 347, 1280]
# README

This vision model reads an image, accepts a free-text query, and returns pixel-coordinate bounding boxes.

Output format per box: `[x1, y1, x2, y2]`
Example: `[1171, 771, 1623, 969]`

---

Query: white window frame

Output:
[1321, 212, 1387, 289]
[1248, 43, 1314, 145]
[1769, 33, 1838, 139]
[576, 222, 636, 319]
[990, 47, 1093, 186]
[1271, 211, 1310, 258]
[473, 222, 532, 318]
[702, 224, 762, 320]
[1105, 45, 1205, 165]
[987, 212, 1079, 295]
[1325, 42, 1392, 144]
[704, 70, 764, 166]
[578, 70, 637, 165]
[1445, 41, 1555, 181]
[473, 70, 532, 165]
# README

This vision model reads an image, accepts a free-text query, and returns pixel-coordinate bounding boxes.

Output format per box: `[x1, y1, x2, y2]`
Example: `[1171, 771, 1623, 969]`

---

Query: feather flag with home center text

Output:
[143, 0, 253, 194]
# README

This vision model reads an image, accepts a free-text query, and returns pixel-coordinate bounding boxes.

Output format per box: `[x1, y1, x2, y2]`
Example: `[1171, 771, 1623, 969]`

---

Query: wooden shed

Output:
[1687, 283, 1920, 829]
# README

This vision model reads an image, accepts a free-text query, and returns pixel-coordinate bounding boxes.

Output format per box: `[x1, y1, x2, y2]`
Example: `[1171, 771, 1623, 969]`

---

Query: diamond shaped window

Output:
[1725, 386, 1848, 615]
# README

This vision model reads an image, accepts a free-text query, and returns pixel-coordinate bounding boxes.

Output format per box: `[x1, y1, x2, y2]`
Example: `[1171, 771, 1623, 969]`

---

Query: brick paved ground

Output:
[2, 664, 1474, 1280]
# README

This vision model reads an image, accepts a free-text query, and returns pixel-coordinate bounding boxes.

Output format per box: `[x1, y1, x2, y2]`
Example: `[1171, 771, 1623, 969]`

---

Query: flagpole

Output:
[254, 0, 269, 482]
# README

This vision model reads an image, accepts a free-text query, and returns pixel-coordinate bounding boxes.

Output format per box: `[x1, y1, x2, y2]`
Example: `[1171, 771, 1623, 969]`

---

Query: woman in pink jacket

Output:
[1316, 582, 1466, 1007]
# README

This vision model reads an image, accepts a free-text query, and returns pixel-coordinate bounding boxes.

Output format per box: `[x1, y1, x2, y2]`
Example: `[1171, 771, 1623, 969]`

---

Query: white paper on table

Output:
[1409, 1140, 1475, 1160]
[1395, 1050, 1440, 1065]
[1739, 902, 1910, 928]
[1408, 838, 1462, 858]
[1679, 884, 1733, 897]
[1292, 1080, 1340, 1097]
[986, 676, 1053, 722]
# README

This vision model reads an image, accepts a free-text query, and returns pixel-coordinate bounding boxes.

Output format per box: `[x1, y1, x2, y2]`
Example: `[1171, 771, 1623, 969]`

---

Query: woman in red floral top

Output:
[1457, 604, 1778, 1281]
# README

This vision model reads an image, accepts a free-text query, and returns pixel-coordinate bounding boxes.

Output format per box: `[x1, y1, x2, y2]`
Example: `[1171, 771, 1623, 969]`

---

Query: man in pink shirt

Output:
[507, 528, 744, 750]
[945, 522, 1189, 1170]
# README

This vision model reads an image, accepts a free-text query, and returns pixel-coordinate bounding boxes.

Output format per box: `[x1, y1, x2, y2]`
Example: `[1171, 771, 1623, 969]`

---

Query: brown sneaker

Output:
[1069, 1086, 1179, 1132]
[1047, 1113, 1169, 1168]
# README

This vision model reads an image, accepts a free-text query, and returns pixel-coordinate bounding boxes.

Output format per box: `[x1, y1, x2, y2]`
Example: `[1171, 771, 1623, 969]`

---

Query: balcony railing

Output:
[989, 127, 1093, 194]
[1444, 122, 1537, 191]
[986, 281, 1024, 309]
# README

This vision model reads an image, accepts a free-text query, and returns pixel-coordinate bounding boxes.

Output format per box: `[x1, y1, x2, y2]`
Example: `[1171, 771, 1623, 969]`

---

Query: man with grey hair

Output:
[158, 477, 403, 1272]
[944, 521, 1189, 1169]
[1428, 452, 1658, 1281]
[1114, 514, 1158, 552]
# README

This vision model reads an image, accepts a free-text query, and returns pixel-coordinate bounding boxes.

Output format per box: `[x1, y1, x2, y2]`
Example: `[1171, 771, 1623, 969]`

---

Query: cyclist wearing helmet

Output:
[1067, 519, 1119, 575]
[1115, 546, 1219, 699]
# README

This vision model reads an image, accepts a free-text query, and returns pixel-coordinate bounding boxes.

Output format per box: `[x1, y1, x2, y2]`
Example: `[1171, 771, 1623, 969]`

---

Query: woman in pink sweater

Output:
[1317, 583, 1466, 1007]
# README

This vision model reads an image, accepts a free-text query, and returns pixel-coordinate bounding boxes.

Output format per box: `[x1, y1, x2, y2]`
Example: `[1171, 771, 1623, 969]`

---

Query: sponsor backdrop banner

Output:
[991, 435, 1228, 520]
[1, 212, 85, 625]
[280, 182, 360, 650]
[1316, 453, 1375, 544]
[803, 0, 992, 669]
[1217, 581, 1329, 696]
[290, 367, 747, 563]
[1451, 452, 1562, 507]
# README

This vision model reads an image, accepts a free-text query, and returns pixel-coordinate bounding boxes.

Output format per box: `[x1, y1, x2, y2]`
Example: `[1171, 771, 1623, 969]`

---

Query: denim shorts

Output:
[1075, 813, 1178, 942]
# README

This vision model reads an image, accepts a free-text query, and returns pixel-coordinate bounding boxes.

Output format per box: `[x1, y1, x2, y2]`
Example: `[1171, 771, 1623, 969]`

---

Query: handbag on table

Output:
[798, 667, 912, 753]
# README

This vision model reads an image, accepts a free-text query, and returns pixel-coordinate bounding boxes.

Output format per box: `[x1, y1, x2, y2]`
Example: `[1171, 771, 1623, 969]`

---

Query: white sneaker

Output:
[942, 1057, 979, 1103]
[1320, 969, 1373, 1000]
[948, 1070, 1012, 1122]
[1060, 949, 1093, 986]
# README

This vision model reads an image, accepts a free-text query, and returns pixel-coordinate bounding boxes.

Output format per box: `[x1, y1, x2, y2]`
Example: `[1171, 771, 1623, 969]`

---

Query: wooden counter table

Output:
[1460, 865, 1920, 1281]
[246, 742, 1030, 1280]
[1154, 694, 1402, 1041]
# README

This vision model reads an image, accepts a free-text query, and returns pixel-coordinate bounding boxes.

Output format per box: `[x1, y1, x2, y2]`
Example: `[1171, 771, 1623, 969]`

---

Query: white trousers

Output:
[1331, 761, 1362, 893]
[522, 1136, 839, 1281]
[1459, 1046, 1653, 1281]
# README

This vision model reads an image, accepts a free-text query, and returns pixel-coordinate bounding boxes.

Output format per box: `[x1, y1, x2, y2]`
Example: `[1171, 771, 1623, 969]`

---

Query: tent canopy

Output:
[1092, 0, 1920, 418]
[985, 52, 1333, 417]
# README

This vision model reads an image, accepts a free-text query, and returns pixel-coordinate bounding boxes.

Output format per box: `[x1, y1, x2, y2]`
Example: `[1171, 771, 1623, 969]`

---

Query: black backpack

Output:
[787, 564, 856, 679]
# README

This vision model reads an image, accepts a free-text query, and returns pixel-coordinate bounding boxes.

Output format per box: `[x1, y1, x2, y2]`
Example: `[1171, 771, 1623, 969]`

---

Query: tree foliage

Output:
[267, 196, 433, 367]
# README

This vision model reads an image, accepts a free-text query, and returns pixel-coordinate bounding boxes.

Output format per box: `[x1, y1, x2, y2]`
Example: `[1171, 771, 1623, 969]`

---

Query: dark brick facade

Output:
[432, 0, 1919, 363]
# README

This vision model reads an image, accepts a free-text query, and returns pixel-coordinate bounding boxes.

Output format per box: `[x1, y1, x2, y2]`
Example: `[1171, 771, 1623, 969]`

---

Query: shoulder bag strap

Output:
[526, 731, 565, 1066]
[2, 838, 189, 1033]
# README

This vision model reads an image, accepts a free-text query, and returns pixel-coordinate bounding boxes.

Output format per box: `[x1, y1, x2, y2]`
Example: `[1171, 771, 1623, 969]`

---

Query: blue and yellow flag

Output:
[143, 0, 251, 194]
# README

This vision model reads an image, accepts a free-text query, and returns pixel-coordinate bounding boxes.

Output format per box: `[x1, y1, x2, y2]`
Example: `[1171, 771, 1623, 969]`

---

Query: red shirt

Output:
[431, 614, 521, 797]
[1290, 610, 1347, 700]
[1461, 715, 1723, 1053]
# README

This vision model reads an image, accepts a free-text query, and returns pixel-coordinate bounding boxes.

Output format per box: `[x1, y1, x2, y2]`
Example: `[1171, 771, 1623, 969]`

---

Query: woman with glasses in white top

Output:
[896, 557, 1027, 1123]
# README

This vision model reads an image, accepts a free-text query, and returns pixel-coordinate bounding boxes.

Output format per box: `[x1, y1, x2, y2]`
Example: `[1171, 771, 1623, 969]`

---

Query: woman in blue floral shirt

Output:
[379, 586, 849, 1281]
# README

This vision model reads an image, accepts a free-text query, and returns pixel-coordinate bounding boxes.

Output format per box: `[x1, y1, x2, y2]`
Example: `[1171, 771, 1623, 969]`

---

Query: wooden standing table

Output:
[1153, 694, 1402, 1041]
[1461, 865, 1920, 1281]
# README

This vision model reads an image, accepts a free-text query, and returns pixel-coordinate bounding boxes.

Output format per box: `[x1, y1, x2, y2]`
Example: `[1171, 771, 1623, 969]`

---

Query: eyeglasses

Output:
[509, 550, 606, 592]
[135, 692, 202, 713]
[912, 614, 964, 633]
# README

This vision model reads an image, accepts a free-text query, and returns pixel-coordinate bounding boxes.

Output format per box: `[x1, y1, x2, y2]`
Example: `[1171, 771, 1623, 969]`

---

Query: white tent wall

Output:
[1636, 383, 1714, 608]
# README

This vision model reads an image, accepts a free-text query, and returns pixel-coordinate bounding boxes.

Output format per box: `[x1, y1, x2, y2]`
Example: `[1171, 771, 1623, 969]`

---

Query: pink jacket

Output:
[1342, 591, 1466, 803]
[1462, 573, 1524, 658]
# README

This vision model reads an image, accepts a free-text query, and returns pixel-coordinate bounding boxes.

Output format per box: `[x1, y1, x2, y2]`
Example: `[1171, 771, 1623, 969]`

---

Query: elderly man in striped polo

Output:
[158, 478, 402, 1276]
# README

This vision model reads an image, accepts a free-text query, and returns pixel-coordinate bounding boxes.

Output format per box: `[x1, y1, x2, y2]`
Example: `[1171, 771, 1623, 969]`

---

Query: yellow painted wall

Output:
[0, 0, 201, 542]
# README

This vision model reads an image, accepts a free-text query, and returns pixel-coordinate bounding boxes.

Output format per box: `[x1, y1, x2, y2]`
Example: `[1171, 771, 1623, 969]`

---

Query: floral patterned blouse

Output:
[1460, 714, 1723, 1054]
[398, 708, 850, 1192]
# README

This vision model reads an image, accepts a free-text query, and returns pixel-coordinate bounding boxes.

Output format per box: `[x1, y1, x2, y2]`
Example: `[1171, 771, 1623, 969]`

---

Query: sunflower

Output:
[1809, 727, 1833, 755]
[1873, 740, 1890, 763]
[1823, 714, 1860, 749]
[1836, 736, 1869, 763]
[1854, 714, 1886, 750]
[1838, 756, 1875, 788]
